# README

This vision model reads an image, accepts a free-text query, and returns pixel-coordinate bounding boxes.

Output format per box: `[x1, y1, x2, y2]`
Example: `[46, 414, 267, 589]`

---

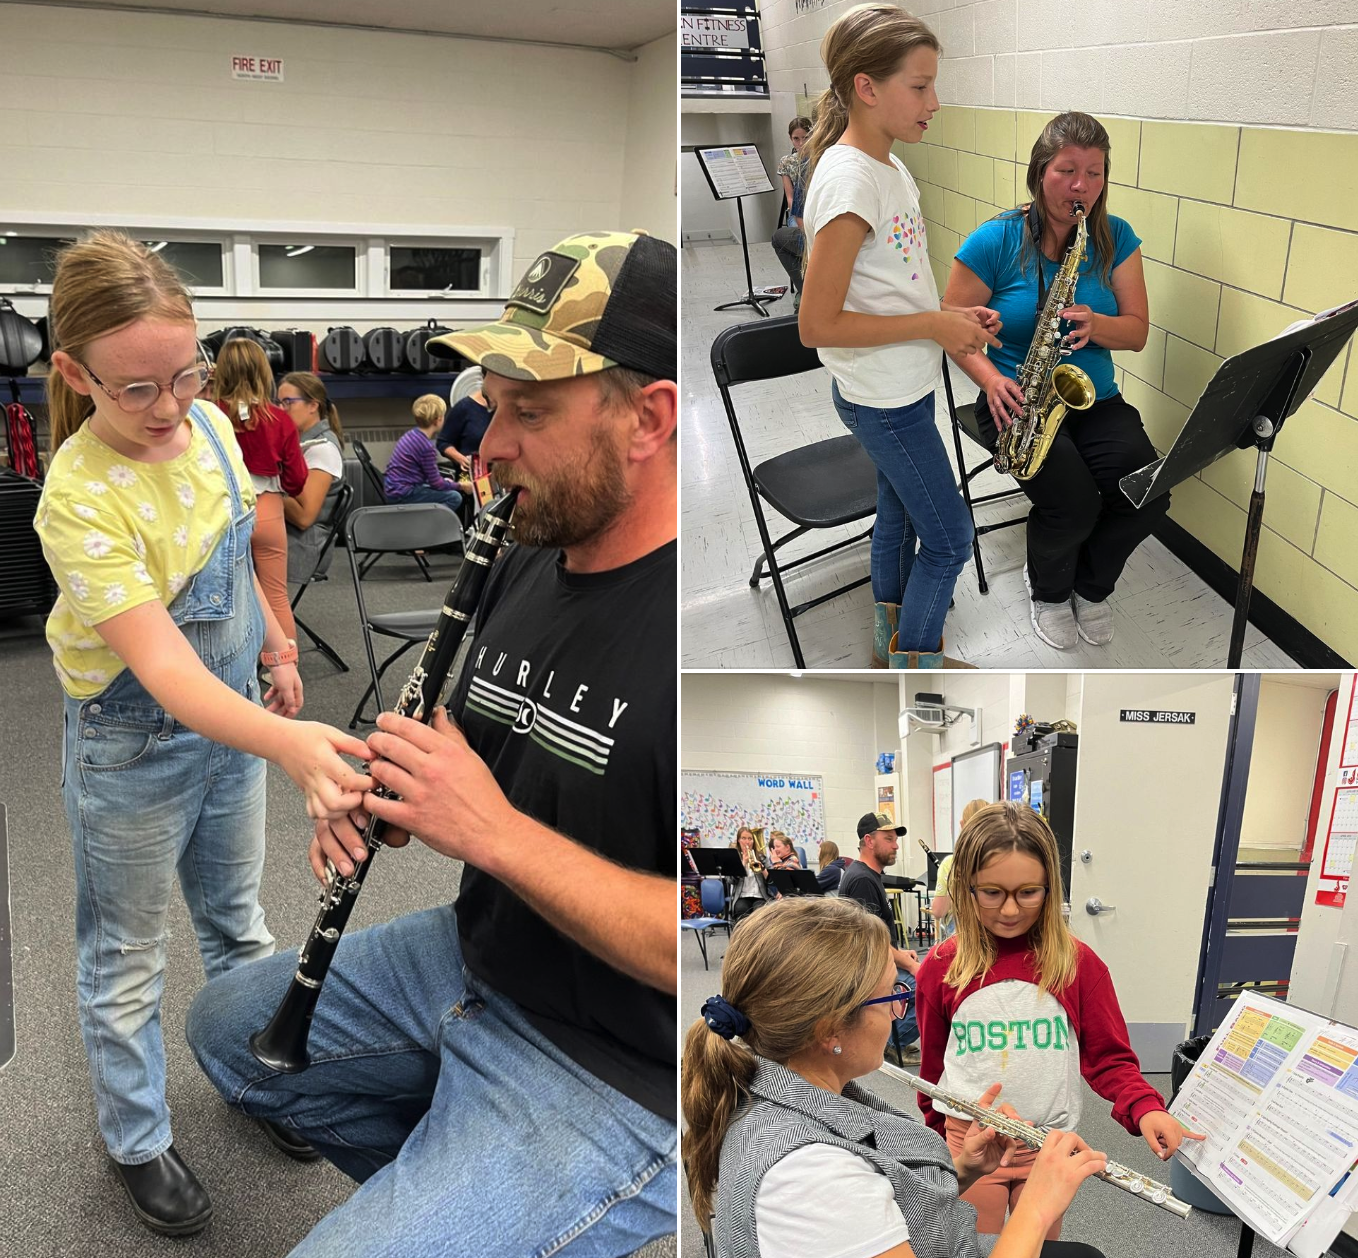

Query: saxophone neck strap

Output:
[1027, 200, 1048, 315]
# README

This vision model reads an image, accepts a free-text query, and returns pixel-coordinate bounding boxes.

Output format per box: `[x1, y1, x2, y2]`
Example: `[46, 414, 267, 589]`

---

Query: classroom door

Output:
[1067, 673, 1236, 1072]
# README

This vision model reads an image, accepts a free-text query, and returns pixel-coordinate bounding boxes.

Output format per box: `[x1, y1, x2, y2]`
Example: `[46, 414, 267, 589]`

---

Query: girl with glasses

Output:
[683, 896, 1111, 1258]
[212, 337, 309, 648]
[277, 372, 346, 583]
[914, 804, 1203, 1239]
[35, 230, 373, 1237]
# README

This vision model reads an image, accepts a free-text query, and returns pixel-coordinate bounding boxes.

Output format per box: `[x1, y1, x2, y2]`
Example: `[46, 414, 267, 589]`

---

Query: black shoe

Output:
[258, 1118, 322, 1162]
[110, 1145, 212, 1236]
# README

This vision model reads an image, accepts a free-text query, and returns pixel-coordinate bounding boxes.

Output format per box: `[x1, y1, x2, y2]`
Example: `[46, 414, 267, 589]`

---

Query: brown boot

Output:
[888, 632, 976, 670]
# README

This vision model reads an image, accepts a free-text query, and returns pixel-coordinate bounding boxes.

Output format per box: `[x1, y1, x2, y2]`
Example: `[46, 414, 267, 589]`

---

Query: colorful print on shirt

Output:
[889, 207, 928, 281]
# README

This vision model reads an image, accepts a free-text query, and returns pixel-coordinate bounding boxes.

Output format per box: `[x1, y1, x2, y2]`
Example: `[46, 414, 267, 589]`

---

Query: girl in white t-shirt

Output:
[800, 3, 1003, 669]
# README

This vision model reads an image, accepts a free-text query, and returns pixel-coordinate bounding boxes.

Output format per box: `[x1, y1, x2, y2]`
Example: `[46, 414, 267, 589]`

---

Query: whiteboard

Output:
[949, 742, 1003, 847]
[932, 764, 952, 852]
[680, 769, 827, 852]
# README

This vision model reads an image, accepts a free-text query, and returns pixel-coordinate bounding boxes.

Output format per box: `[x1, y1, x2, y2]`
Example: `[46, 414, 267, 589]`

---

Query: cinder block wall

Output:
[763, 0, 1358, 661]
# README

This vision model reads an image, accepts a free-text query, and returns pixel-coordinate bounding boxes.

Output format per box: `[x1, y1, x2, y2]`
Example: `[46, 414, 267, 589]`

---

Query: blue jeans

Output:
[831, 383, 973, 652]
[895, 969, 919, 1047]
[389, 482, 463, 514]
[186, 906, 677, 1258]
[62, 404, 273, 1164]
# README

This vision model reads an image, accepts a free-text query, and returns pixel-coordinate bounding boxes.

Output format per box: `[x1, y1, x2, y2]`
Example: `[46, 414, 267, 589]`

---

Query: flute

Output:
[878, 1062, 1192, 1219]
[249, 488, 518, 1074]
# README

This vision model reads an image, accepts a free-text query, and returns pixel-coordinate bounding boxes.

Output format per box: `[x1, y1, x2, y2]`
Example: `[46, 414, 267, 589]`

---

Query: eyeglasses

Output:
[970, 885, 1048, 909]
[277, 395, 306, 407]
[78, 355, 211, 414]
[859, 982, 911, 1020]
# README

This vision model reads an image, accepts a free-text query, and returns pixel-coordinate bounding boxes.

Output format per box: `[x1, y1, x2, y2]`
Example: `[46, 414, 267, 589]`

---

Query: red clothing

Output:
[915, 931, 1166, 1139]
[223, 401, 308, 497]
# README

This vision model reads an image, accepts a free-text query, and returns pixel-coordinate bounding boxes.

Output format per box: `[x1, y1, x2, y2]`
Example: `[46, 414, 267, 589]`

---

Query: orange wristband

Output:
[260, 638, 299, 667]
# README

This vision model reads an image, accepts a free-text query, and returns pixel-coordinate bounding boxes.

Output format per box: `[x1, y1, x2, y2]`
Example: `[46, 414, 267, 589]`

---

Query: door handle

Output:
[1085, 897, 1116, 916]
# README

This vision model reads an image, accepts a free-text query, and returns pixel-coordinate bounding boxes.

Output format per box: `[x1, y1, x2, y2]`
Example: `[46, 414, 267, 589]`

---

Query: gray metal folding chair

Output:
[344, 503, 464, 728]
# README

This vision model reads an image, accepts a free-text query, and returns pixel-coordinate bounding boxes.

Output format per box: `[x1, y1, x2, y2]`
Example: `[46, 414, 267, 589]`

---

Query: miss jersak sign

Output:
[1120, 709, 1196, 724]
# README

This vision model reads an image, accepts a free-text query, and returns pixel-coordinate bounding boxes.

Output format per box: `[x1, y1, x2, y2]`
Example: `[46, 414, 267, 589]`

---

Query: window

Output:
[142, 239, 224, 288]
[0, 233, 226, 291]
[389, 245, 483, 295]
[0, 235, 75, 287]
[257, 243, 357, 291]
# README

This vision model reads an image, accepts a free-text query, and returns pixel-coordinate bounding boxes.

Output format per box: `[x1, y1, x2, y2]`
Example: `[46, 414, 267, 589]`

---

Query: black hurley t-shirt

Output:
[447, 539, 677, 1120]
[839, 860, 900, 948]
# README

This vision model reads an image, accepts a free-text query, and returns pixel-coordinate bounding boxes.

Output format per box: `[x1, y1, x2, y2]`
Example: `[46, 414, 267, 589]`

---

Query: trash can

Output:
[1168, 1035, 1233, 1215]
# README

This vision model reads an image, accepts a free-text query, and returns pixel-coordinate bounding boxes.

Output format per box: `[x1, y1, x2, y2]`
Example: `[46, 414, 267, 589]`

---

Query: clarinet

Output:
[878, 1062, 1193, 1219]
[249, 488, 518, 1073]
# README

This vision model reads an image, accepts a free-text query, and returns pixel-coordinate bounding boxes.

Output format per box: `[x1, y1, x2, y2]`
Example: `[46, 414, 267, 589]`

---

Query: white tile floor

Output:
[680, 240, 1299, 670]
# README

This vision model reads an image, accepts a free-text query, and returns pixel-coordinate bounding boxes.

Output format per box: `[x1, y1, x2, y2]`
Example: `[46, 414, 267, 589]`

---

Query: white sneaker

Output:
[1073, 593, 1114, 645]
[1023, 564, 1077, 650]
[1030, 598, 1078, 649]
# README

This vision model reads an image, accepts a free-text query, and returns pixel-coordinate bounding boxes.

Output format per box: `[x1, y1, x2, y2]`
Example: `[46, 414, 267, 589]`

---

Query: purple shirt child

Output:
[384, 428, 460, 501]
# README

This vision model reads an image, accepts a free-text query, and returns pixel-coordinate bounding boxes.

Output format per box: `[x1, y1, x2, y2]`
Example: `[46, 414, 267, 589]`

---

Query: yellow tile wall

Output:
[901, 104, 1358, 661]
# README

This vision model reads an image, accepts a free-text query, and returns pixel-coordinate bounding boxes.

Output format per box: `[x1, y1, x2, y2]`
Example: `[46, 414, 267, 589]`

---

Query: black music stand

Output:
[693, 143, 780, 319]
[1120, 298, 1358, 668]
[691, 846, 749, 914]
[769, 869, 822, 896]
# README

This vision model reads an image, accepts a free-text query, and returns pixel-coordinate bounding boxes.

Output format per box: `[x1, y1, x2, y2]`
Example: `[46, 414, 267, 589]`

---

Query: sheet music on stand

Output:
[1168, 991, 1358, 1256]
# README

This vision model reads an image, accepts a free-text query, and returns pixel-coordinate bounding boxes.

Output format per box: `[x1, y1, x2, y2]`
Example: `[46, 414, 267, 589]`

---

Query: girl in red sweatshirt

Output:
[914, 802, 1202, 1237]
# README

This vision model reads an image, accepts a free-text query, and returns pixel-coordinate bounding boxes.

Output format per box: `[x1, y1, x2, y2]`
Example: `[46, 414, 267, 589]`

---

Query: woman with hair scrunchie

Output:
[682, 896, 1111, 1258]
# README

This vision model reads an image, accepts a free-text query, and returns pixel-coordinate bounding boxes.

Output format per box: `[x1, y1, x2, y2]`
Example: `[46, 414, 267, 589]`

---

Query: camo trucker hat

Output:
[426, 230, 676, 383]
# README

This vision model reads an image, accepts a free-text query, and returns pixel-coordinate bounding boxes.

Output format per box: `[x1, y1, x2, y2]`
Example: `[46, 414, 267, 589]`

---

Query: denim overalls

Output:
[60, 403, 275, 1164]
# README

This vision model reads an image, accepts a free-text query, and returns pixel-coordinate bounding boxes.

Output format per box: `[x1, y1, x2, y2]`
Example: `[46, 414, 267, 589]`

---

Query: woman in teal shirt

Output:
[943, 111, 1165, 652]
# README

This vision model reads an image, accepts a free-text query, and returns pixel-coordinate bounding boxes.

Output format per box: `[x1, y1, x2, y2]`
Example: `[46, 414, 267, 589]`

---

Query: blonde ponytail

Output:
[680, 897, 891, 1232]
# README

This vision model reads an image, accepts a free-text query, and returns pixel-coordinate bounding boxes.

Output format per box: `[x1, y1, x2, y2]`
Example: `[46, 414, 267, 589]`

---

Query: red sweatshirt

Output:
[222, 401, 309, 497]
[914, 931, 1167, 1139]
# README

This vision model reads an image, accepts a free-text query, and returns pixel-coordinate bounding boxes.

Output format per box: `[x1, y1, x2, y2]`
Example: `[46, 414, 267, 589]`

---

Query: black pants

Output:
[730, 896, 766, 925]
[976, 391, 1169, 603]
[1041, 1243, 1104, 1258]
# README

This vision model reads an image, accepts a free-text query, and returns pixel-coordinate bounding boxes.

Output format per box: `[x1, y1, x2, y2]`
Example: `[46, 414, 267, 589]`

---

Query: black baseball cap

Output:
[857, 811, 907, 840]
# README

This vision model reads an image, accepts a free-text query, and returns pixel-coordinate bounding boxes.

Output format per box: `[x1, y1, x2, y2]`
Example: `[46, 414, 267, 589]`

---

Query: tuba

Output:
[993, 202, 1096, 481]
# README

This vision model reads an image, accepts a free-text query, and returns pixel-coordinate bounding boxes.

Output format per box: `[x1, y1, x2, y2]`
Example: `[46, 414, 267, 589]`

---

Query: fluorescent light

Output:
[146, 241, 168, 253]
[284, 245, 315, 257]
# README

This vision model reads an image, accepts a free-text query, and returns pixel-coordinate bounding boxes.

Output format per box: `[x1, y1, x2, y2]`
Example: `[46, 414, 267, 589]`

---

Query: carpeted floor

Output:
[0, 546, 674, 1258]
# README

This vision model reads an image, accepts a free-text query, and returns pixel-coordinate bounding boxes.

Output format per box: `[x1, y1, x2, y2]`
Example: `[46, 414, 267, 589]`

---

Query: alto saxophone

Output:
[994, 202, 1097, 481]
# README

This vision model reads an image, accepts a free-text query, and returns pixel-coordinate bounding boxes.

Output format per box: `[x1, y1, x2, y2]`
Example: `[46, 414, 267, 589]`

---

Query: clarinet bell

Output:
[248, 980, 321, 1074]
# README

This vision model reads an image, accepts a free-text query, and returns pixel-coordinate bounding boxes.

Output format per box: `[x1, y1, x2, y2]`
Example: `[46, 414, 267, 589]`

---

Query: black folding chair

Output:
[351, 439, 434, 583]
[710, 315, 876, 668]
[940, 357, 1027, 595]
[344, 503, 463, 729]
[289, 481, 353, 674]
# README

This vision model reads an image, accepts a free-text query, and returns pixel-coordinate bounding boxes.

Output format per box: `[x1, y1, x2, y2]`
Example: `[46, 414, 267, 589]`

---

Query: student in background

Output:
[437, 381, 492, 472]
[384, 394, 463, 514]
[213, 337, 308, 641]
[916, 803, 1204, 1237]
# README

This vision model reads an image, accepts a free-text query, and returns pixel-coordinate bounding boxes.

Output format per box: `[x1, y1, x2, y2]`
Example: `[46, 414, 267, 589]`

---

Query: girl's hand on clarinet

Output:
[362, 707, 514, 864]
[1139, 1110, 1205, 1161]
[262, 662, 303, 717]
[279, 723, 374, 821]
[1020, 1129, 1107, 1226]
[984, 375, 1026, 430]
[309, 807, 408, 882]
[932, 309, 1002, 359]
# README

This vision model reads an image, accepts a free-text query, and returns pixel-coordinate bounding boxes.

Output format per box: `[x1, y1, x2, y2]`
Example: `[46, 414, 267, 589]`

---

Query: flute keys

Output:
[1126, 1180, 1144, 1194]
[1149, 1189, 1168, 1204]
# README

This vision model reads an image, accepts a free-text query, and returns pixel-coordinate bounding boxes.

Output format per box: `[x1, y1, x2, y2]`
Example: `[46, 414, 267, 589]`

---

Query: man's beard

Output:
[495, 421, 633, 550]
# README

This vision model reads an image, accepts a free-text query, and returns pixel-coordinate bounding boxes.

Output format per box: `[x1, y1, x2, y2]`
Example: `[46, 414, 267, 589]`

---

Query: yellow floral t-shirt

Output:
[34, 402, 256, 699]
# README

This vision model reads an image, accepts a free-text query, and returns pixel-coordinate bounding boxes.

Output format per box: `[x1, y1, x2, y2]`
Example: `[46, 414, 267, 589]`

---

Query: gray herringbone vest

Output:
[715, 1058, 994, 1258]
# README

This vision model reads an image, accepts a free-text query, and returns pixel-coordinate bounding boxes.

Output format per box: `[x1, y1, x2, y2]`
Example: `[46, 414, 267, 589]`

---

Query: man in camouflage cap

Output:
[427, 229, 675, 384]
[189, 229, 679, 1256]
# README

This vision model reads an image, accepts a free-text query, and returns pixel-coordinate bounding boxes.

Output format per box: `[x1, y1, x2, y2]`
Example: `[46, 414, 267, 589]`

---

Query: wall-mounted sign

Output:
[1119, 709, 1196, 725]
[680, 15, 750, 48]
[231, 55, 284, 82]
